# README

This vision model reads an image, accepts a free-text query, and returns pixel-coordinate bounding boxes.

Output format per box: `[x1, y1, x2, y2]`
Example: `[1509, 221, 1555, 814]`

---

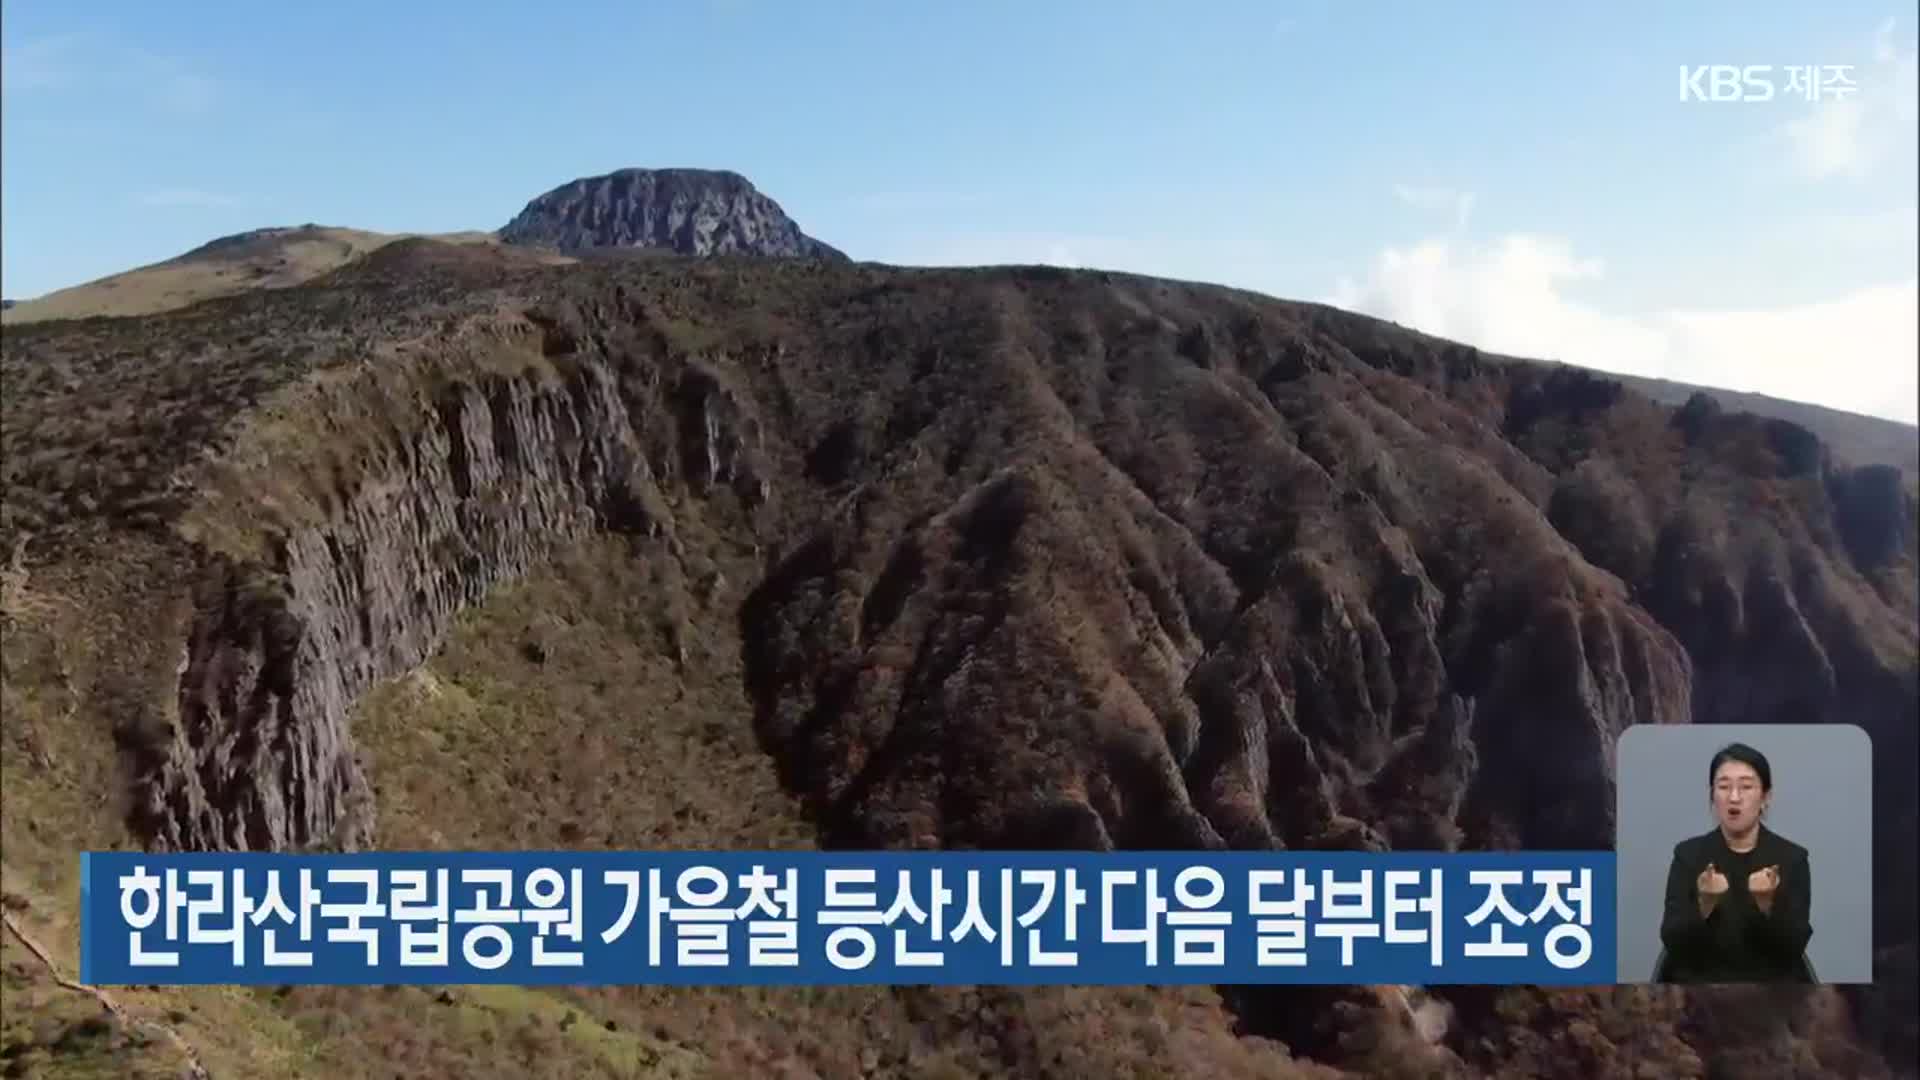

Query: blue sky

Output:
[4, 2, 1916, 421]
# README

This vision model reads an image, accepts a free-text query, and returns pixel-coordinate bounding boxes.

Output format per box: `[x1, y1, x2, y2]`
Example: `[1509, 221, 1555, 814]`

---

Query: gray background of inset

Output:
[1614, 723, 1873, 984]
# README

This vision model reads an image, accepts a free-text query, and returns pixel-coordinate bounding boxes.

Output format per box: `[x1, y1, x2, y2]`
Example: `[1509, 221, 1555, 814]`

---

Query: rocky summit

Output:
[496, 167, 847, 260]
[1, 233, 1915, 1078]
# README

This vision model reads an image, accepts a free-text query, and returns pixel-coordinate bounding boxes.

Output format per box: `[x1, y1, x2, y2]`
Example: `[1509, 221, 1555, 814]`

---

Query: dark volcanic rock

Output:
[496, 167, 846, 260]
[2, 256, 1913, 1078]
[1830, 464, 1917, 572]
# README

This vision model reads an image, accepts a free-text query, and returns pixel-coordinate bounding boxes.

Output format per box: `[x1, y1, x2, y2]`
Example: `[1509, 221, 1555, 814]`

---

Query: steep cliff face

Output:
[141, 286, 1698, 868]
[2, 250, 1913, 1077]
[497, 167, 847, 260]
[134, 307, 773, 854]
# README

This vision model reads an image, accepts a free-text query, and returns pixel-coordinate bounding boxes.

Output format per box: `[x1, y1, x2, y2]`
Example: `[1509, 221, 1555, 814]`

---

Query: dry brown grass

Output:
[0, 480, 1327, 1078]
[0, 932, 197, 1080]
[347, 525, 1328, 1080]
[0, 227, 565, 325]
[0, 249, 1911, 1079]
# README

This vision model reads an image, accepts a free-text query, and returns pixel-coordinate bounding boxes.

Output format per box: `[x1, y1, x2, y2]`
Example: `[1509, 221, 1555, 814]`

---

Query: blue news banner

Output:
[80, 851, 1617, 986]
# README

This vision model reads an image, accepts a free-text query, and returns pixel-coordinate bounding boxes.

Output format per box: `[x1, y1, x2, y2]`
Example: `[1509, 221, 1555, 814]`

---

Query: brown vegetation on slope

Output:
[1606, 368, 1919, 476]
[1, 245, 1914, 1078]
[0, 226, 565, 326]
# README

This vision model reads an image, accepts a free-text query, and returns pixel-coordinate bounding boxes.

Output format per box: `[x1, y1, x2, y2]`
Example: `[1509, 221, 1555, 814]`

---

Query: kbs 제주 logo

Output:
[1678, 65, 1859, 103]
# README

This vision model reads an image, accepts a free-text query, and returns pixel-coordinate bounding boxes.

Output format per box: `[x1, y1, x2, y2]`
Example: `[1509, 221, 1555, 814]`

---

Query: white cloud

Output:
[134, 188, 245, 209]
[1663, 280, 1918, 420]
[1328, 232, 1919, 424]
[1783, 101, 1872, 178]
[1779, 19, 1917, 179]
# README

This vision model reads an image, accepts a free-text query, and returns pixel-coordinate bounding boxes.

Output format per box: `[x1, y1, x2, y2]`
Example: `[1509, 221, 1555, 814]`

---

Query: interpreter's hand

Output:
[1749, 864, 1781, 914]
[1697, 863, 1729, 917]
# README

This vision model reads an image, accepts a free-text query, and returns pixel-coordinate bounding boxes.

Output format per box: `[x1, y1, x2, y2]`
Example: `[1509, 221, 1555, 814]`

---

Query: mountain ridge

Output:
[2, 243, 1913, 1076]
[0, 225, 548, 325]
[1, 166, 1909, 480]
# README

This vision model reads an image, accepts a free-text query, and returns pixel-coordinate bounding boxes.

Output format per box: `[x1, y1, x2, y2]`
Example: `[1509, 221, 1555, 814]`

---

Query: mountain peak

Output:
[496, 167, 846, 260]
